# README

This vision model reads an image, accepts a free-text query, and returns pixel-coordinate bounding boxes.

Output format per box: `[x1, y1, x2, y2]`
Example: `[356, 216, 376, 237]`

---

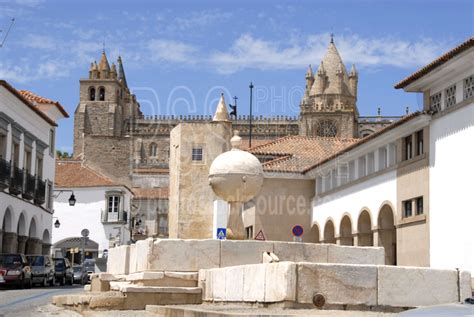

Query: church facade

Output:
[72, 39, 399, 239]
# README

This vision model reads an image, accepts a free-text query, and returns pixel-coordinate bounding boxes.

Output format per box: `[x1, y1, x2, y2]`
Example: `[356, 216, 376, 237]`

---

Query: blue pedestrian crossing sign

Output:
[216, 228, 227, 240]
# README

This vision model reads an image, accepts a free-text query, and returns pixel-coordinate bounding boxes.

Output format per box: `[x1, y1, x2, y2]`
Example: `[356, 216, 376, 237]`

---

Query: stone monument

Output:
[208, 131, 264, 239]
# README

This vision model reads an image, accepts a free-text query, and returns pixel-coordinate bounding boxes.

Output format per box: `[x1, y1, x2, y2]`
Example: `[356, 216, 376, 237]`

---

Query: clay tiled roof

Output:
[18, 89, 69, 118]
[0, 80, 57, 126]
[248, 136, 359, 173]
[301, 112, 423, 173]
[132, 187, 169, 199]
[239, 138, 275, 151]
[55, 160, 119, 188]
[395, 37, 474, 89]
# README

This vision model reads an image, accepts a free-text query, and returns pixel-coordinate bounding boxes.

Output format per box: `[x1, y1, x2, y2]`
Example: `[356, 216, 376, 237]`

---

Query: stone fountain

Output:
[208, 131, 264, 240]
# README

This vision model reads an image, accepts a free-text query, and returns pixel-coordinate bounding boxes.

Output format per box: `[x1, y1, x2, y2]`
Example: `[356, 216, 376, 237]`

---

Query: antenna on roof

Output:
[0, 18, 15, 48]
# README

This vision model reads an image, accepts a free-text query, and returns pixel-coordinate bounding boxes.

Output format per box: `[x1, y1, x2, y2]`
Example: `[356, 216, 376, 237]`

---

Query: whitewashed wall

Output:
[52, 186, 132, 256]
[312, 170, 397, 239]
[429, 101, 474, 273]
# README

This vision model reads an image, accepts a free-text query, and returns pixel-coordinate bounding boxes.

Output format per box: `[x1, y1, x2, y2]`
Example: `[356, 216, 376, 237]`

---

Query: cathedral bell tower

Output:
[299, 36, 359, 138]
[73, 51, 130, 158]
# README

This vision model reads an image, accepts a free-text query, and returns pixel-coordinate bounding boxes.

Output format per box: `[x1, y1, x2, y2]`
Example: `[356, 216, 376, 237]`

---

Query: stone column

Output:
[17, 235, 28, 254]
[26, 238, 42, 254]
[2, 232, 18, 253]
[35, 240, 43, 255]
[227, 202, 245, 240]
[0, 229, 3, 253]
[42, 243, 52, 255]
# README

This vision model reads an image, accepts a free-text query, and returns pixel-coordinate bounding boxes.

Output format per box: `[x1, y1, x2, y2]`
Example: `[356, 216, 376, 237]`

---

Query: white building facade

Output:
[52, 160, 132, 262]
[308, 38, 474, 273]
[0, 80, 67, 255]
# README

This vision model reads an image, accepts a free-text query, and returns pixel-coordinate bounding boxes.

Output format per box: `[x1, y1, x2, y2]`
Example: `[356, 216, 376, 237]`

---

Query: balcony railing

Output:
[101, 209, 128, 224]
[23, 172, 36, 200]
[0, 159, 46, 206]
[34, 179, 46, 205]
[0, 158, 10, 190]
[9, 166, 24, 195]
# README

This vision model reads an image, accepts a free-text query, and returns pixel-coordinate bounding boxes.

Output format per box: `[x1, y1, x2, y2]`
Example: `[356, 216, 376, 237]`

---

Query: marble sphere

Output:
[209, 131, 264, 202]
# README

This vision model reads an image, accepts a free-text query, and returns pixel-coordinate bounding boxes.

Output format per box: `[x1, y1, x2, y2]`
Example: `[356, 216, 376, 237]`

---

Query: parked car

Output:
[26, 255, 55, 286]
[53, 257, 73, 286]
[83, 258, 95, 282]
[72, 265, 88, 285]
[0, 253, 32, 288]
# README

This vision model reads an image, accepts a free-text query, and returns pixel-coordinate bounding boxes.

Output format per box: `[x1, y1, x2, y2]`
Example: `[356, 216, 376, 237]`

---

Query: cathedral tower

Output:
[299, 37, 359, 138]
[73, 51, 140, 158]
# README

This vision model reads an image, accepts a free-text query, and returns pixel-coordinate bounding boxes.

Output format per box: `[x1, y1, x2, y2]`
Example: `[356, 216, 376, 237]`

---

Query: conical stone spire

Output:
[117, 56, 128, 88]
[98, 51, 110, 72]
[305, 64, 314, 79]
[350, 64, 358, 77]
[213, 93, 230, 122]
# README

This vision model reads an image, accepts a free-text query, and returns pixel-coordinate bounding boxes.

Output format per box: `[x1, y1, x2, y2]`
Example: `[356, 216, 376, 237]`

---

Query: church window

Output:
[108, 196, 120, 214]
[429, 92, 441, 113]
[445, 85, 456, 108]
[99, 87, 105, 101]
[150, 143, 157, 157]
[192, 147, 203, 162]
[316, 119, 337, 137]
[463, 75, 473, 99]
[89, 87, 96, 101]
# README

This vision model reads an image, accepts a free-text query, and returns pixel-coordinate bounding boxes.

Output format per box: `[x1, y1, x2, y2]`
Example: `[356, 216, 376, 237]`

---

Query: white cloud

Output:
[173, 9, 232, 30]
[147, 39, 198, 63]
[208, 33, 447, 74]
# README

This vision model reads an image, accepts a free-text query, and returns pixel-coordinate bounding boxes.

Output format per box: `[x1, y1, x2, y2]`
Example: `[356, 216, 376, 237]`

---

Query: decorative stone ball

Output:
[209, 131, 264, 203]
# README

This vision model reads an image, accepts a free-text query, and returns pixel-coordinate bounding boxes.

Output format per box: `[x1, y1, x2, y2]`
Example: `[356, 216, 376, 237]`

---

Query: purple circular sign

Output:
[292, 225, 304, 237]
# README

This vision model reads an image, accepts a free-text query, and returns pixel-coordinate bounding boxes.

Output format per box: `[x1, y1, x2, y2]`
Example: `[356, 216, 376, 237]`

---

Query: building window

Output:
[429, 92, 441, 113]
[12, 143, 20, 167]
[245, 226, 254, 240]
[416, 130, 424, 156]
[192, 147, 203, 162]
[464, 75, 473, 99]
[36, 155, 43, 179]
[358, 156, 366, 178]
[367, 152, 375, 174]
[149, 143, 157, 157]
[89, 87, 96, 101]
[0, 134, 6, 159]
[445, 85, 456, 108]
[49, 129, 55, 155]
[108, 196, 120, 213]
[99, 87, 105, 101]
[404, 135, 412, 161]
[46, 182, 53, 210]
[403, 200, 412, 218]
[316, 119, 337, 137]
[416, 197, 423, 215]
[24, 149, 32, 173]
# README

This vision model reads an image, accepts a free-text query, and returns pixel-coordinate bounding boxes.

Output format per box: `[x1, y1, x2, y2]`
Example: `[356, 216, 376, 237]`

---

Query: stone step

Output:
[53, 285, 203, 312]
[125, 271, 198, 287]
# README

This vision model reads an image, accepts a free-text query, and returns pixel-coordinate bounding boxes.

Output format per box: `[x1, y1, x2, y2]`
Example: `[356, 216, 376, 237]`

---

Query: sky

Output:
[0, 0, 473, 153]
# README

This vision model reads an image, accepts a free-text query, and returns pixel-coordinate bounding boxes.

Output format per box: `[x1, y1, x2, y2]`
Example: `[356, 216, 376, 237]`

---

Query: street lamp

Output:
[53, 217, 60, 228]
[53, 190, 77, 206]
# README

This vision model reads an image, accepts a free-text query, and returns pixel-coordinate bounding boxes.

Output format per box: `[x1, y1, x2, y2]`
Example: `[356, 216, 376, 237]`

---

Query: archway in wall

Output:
[42, 229, 51, 255]
[339, 215, 353, 246]
[323, 220, 336, 244]
[309, 224, 320, 243]
[16, 212, 27, 253]
[26, 217, 38, 254]
[378, 204, 397, 265]
[1, 208, 14, 253]
[357, 210, 373, 246]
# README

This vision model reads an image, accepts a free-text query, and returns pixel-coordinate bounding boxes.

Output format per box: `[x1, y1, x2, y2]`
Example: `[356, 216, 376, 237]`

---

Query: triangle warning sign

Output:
[254, 230, 266, 241]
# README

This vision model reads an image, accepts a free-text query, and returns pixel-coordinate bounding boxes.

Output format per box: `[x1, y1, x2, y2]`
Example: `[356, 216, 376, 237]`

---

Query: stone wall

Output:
[168, 122, 232, 239]
[201, 262, 472, 309]
[83, 135, 133, 186]
[107, 238, 385, 274]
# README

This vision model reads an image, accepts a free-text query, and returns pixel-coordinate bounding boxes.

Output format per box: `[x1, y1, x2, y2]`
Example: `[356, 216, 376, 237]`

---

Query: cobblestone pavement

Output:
[0, 284, 83, 316]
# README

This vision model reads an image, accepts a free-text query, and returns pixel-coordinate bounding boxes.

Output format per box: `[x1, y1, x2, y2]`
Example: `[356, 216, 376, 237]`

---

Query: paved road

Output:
[0, 284, 83, 316]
